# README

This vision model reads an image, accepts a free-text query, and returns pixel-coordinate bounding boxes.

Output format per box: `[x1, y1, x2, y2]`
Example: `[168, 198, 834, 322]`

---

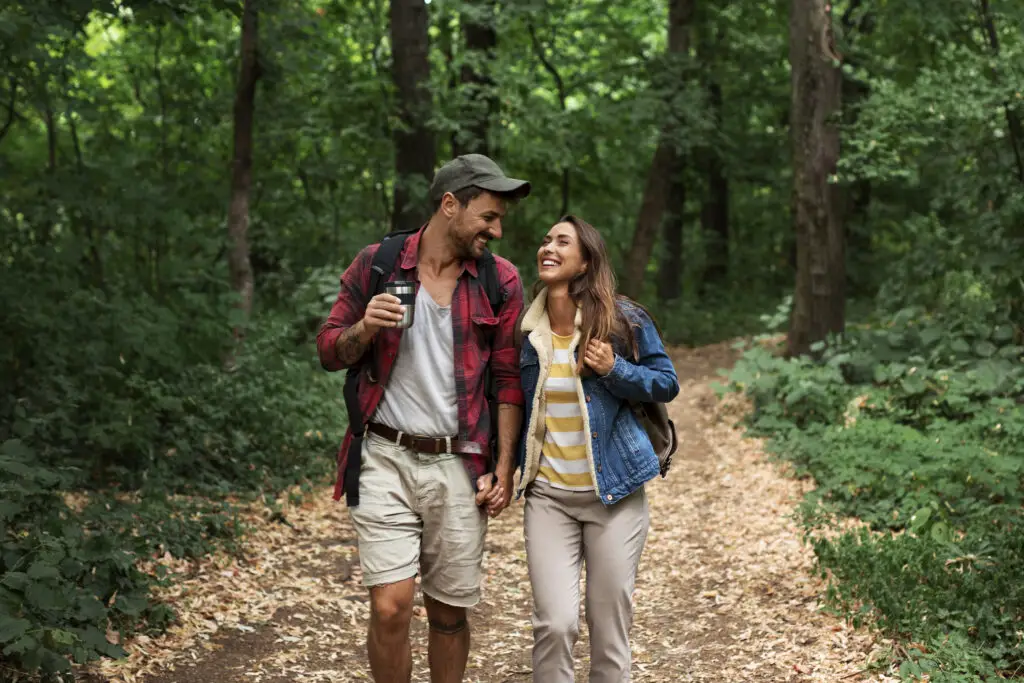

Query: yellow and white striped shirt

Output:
[536, 333, 594, 491]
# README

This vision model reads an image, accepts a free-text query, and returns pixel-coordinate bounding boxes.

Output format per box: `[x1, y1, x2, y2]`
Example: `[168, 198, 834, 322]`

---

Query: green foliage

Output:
[1, 439, 140, 678]
[0, 248, 341, 677]
[730, 296, 1024, 679]
[2, 0, 1024, 679]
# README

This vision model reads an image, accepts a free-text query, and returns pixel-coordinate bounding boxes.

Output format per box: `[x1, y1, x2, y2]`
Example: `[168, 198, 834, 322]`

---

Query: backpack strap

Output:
[473, 249, 504, 476]
[475, 248, 504, 312]
[342, 229, 416, 506]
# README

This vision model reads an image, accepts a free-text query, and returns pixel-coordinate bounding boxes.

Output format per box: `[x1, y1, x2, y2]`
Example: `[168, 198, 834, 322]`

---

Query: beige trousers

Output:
[524, 481, 650, 683]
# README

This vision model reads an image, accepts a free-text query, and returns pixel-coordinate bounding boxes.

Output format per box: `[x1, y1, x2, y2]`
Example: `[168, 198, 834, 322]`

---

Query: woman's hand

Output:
[584, 339, 615, 376]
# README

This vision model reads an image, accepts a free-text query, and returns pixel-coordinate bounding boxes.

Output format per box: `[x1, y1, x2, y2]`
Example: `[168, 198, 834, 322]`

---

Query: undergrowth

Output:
[0, 277, 344, 680]
[727, 279, 1024, 681]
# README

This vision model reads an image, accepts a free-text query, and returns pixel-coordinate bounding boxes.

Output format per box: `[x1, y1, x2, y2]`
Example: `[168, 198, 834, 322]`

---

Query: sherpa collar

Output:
[520, 287, 582, 335]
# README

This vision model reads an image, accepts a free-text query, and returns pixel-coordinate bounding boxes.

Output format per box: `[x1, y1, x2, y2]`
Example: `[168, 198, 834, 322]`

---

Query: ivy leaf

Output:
[27, 562, 61, 582]
[901, 375, 927, 395]
[950, 338, 971, 354]
[919, 326, 944, 347]
[992, 325, 1014, 342]
[974, 340, 996, 358]
[113, 592, 148, 617]
[45, 629, 78, 648]
[909, 506, 932, 533]
[0, 617, 31, 644]
[1, 633, 38, 656]
[1, 572, 30, 592]
[930, 521, 952, 544]
[24, 581, 64, 611]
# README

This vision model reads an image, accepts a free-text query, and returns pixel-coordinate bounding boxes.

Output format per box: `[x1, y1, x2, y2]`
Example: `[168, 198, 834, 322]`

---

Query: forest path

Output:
[84, 343, 888, 683]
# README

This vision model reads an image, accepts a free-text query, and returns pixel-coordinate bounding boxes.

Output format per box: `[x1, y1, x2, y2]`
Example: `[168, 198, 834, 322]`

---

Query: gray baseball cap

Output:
[429, 154, 531, 202]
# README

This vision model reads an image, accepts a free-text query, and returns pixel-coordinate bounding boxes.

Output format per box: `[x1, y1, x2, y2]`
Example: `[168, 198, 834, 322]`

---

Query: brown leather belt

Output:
[367, 422, 486, 457]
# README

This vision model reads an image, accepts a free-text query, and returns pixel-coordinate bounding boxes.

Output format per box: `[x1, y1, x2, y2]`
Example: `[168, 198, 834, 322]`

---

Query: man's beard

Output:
[450, 217, 486, 260]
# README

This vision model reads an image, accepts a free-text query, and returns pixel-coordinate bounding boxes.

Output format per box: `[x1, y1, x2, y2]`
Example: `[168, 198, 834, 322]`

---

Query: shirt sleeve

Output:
[599, 305, 680, 403]
[492, 260, 525, 406]
[316, 246, 375, 372]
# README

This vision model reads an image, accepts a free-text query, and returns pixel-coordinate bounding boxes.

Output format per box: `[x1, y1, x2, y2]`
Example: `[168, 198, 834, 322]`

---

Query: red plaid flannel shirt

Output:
[317, 227, 525, 501]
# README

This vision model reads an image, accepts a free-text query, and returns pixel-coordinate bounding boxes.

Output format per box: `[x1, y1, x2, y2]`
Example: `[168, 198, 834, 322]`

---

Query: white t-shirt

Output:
[373, 286, 458, 437]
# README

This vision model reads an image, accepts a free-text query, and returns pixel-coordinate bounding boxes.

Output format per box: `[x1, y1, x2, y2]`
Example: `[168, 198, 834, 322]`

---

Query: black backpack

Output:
[341, 229, 505, 506]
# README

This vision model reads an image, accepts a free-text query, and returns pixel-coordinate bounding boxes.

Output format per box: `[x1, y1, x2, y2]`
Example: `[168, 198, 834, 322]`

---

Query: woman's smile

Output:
[539, 256, 561, 269]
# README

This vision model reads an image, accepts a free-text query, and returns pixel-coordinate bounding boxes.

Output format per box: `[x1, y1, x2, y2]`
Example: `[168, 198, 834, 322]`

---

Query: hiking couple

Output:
[317, 154, 679, 683]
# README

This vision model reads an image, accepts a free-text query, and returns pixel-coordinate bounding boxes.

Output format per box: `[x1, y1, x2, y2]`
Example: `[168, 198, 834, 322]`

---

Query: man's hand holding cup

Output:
[363, 293, 405, 334]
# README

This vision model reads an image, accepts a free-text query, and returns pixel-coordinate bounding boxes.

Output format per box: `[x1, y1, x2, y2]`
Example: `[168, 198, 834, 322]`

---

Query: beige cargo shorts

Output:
[349, 432, 488, 607]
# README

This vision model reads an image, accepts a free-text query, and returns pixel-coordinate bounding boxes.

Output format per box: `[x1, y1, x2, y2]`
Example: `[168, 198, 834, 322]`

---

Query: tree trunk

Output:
[979, 0, 1024, 185]
[695, 15, 729, 291]
[390, 0, 436, 232]
[43, 95, 56, 172]
[700, 80, 729, 289]
[454, 0, 497, 157]
[656, 160, 686, 303]
[226, 0, 260, 344]
[840, 0, 874, 296]
[527, 22, 570, 215]
[786, 0, 845, 357]
[0, 77, 17, 145]
[622, 0, 695, 299]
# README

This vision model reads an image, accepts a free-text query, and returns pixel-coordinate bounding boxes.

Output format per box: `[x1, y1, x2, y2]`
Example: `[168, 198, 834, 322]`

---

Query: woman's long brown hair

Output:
[543, 214, 648, 371]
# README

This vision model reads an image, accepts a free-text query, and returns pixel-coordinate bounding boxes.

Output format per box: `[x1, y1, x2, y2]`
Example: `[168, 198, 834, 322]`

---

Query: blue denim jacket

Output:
[515, 291, 680, 505]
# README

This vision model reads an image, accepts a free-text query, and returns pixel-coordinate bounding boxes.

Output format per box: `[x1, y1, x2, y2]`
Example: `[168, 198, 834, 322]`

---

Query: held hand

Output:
[485, 469, 513, 518]
[475, 474, 499, 508]
[362, 293, 404, 334]
[584, 339, 615, 376]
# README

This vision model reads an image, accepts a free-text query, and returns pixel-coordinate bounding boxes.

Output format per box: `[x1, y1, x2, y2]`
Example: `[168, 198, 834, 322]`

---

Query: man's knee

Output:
[370, 582, 415, 636]
[423, 595, 468, 635]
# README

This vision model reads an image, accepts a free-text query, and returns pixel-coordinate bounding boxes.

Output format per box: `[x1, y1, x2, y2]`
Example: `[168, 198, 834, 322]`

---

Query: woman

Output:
[515, 215, 680, 682]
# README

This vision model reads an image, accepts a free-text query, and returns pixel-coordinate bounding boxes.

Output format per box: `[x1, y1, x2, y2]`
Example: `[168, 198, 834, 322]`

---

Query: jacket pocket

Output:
[610, 408, 647, 477]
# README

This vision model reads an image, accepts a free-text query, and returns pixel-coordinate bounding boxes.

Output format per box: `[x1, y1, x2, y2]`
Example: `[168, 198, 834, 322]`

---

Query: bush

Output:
[729, 296, 1024, 680]
[1, 440, 145, 678]
[0, 263, 345, 679]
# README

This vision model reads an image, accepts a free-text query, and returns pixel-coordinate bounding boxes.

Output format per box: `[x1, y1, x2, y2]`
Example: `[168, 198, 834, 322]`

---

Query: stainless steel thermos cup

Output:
[385, 281, 415, 329]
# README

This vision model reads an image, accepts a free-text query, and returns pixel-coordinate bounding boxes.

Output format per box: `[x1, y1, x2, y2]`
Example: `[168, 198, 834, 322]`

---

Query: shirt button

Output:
[585, 395, 591, 402]
[592, 431, 598, 438]
[606, 494, 613, 501]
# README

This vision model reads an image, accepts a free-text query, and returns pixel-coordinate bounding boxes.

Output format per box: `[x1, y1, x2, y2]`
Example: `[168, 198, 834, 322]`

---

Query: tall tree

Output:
[786, 0, 844, 356]
[656, 162, 686, 302]
[839, 0, 874, 296]
[697, 17, 729, 290]
[226, 0, 260, 342]
[390, 0, 436, 232]
[978, 0, 1024, 185]
[527, 21, 570, 216]
[0, 77, 18, 146]
[623, 0, 695, 299]
[454, 0, 497, 157]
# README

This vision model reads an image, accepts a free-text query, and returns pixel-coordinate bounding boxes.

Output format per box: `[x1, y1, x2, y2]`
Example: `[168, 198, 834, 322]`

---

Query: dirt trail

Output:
[84, 343, 890, 683]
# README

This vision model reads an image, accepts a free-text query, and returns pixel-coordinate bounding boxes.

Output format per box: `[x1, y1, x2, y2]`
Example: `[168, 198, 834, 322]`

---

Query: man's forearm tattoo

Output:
[336, 323, 371, 365]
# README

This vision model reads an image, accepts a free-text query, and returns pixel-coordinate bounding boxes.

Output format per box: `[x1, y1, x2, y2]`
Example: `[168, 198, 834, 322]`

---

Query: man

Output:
[317, 154, 530, 683]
